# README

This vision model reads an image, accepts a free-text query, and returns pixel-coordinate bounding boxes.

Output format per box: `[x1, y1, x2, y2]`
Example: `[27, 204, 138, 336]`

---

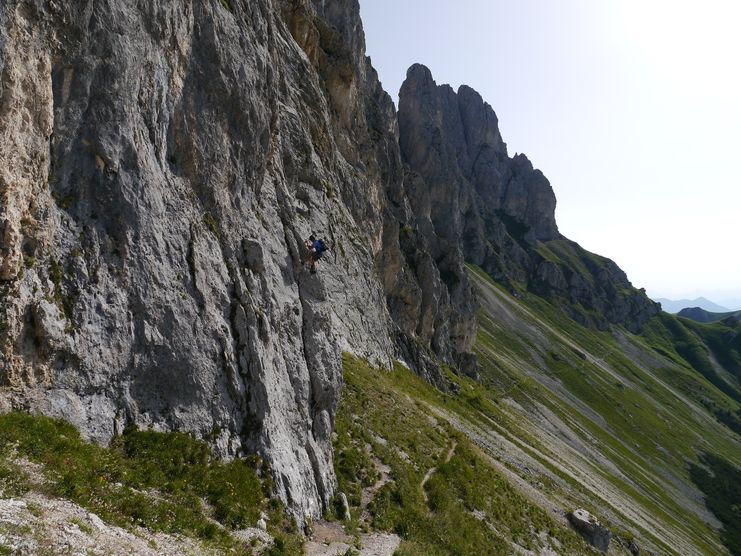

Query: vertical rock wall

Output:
[0, 0, 478, 518]
[0, 0, 373, 518]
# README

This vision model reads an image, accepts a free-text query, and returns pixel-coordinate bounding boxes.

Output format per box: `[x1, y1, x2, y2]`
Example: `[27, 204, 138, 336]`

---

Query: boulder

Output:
[339, 492, 351, 521]
[567, 508, 611, 552]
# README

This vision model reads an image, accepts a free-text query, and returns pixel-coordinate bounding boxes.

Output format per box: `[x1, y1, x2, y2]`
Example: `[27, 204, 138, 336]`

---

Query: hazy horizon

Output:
[359, 0, 741, 303]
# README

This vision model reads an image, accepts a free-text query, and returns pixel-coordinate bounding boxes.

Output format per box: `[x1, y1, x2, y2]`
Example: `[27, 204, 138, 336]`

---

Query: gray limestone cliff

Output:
[0, 0, 658, 519]
[0, 0, 473, 519]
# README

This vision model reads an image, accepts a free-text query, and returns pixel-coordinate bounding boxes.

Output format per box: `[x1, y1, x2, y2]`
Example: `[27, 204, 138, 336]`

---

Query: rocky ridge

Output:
[677, 306, 741, 324]
[0, 0, 659, 519]
[398, 64, 659, 333]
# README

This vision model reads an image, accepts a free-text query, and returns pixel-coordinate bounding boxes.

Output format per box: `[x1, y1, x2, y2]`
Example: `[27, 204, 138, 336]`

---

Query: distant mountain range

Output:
[655, 297, 731, 314]
[677, 307, 741, 324]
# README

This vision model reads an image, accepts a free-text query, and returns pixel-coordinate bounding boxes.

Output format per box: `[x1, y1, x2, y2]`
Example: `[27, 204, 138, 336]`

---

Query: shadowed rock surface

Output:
[567, 509, 611, 552]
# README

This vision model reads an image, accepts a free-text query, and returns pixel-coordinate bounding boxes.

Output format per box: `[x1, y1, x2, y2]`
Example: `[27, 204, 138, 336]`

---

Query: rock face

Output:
[0, 0, 659, 519]
[567, 508, 611, 552]
[0, 0, 475, 519]
[398, 64, 659, 332]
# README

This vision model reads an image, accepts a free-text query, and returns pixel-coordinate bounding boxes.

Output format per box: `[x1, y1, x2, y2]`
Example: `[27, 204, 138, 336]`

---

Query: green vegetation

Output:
[51, 190, 74, 210]
[534, 239, 616, 295]
[689, 453, 741, 555]
[464, 264, 739, 554]
[70, 516, 93, 534]
[641, 312, 741, 434]
[0, 458, 30, 498]
[203, 211, 221, 237]
[677, 307, 741, 324]
[0, 413, 302, 554]
[49, 258, 62, 291]
[682, 317, 741, 384]
[336, 354, 591, 555]
[643, 313, 740, 403]
[540, 239, 595, 286]
[47, 258, 76, 324]
[333, 418, 378, 511]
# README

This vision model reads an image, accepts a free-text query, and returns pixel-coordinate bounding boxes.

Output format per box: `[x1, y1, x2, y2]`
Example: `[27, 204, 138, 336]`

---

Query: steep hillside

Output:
[467, 268, 739, 554]
[0, 413, 303, 554]
[333, 354, 595, 556]
[677, 307, 741, 324]
[327, 268, 739, 555]
[0, 274, 737, 554]
[642, 313, 741, 432]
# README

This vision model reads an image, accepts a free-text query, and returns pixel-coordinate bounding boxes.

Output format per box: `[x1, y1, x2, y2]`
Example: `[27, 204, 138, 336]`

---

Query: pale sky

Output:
[359, 0, 741, 303]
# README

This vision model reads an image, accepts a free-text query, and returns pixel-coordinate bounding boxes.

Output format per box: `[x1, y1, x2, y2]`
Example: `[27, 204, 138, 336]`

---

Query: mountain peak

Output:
[398, 65, 658, 332]
[406, 62, 435, 81]
[655, 297, 730, 314]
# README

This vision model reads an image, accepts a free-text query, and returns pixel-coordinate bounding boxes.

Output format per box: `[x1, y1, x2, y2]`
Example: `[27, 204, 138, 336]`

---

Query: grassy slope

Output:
[689, 453, 741, 556]
[334, 263, 739, 555]
[677, 307, 741, 324]
[335, 265, 740, 555]
[466, 265, 740, 555]
[0, 413, 303, 555]
[335, 353, 594, 555]
[642, 314, 741, 403]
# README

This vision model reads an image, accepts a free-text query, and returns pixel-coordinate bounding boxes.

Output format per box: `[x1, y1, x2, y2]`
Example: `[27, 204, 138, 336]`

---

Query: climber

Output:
[304, 234, 329, 274]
